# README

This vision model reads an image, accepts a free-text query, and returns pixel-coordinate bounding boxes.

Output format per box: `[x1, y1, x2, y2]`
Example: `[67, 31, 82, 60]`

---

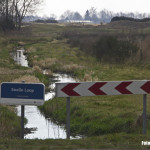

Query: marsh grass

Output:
[0, 105, 21, 138]
[0, 133, 150, 149]
[2, 23, 150, 148]
[25, 23, 150, 148]
[28, 23, 150, 139]
[0, 30, 44, 138]
[40, 94, 150, 137]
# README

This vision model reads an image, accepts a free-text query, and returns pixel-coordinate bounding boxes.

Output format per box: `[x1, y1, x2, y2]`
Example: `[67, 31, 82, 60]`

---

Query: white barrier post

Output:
[66, 97, 70, 139]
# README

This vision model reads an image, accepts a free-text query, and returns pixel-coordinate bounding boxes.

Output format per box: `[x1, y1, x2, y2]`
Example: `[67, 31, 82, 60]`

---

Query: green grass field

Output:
[1, 22, 150, 149]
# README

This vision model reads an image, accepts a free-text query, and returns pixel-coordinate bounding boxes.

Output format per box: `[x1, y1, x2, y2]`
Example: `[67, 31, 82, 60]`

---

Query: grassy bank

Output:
[0, 133, 150, 149]
[0, 105, 21, 138]
[0, 29, 50, 137]
[0, 35, 26, 138]
[40, 94, 150, 137]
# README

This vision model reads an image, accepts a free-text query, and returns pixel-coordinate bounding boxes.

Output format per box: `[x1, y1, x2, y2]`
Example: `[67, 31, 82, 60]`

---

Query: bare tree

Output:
[60, 10, 74, 21]
[0, 0, 43, 30]
[14, 0, 43, 30]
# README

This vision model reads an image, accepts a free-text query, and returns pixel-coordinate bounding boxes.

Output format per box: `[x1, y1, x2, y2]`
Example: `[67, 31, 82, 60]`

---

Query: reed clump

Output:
[62, 64, 82, 73]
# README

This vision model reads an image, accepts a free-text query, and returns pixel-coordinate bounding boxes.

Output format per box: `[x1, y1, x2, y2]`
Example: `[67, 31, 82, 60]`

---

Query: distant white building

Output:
[66, 20, 94, 24]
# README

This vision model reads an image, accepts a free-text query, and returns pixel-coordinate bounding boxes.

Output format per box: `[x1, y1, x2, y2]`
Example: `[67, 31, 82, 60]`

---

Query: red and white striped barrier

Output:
[55, 80, 150, 97]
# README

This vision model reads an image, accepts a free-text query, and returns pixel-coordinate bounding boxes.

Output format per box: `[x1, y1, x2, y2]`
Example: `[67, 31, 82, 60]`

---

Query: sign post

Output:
[143, 94, 147, 135]
[66, 97, 70, 139]
[21, 81, 25, 139]
[21, 105, 25, 139]
[56, 80, 150, 138]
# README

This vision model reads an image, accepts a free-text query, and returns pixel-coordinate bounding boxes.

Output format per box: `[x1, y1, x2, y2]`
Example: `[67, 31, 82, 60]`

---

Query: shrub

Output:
[93, 36, 138, 63]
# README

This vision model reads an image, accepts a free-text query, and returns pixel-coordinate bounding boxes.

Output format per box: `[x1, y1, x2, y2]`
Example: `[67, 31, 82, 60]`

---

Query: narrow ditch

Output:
[11, 48, 81, 139]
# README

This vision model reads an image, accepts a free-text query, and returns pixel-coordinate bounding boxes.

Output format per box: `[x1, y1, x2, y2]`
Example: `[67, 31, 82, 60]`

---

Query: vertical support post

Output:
[143, 94, 147, 135]
[21, 105, 25, 139]
[66, 97, 70, 139]
[21, 80, 25, 139]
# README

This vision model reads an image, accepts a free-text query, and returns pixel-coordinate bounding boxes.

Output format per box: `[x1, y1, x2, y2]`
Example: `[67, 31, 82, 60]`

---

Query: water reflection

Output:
[12, 48, 28, 67]
[45, 73, 76, 101]
[23, 73, 76, 139]
[17, 105, 67, 139]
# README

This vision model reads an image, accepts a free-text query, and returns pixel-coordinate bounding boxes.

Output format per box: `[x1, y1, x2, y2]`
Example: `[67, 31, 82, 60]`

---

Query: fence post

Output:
[143, 94, 147, 135]
[66, 97, 70, 139]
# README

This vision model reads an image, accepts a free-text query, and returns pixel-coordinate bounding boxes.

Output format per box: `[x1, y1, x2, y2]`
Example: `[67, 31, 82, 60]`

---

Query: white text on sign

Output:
[11, 88, 34, 93]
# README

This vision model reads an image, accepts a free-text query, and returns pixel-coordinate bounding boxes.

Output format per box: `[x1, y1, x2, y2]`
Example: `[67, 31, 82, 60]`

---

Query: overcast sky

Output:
[38, 0, 150, 18]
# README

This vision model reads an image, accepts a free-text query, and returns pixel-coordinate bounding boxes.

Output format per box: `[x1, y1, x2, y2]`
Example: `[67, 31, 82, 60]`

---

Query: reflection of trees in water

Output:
[13, 49, 28, 67]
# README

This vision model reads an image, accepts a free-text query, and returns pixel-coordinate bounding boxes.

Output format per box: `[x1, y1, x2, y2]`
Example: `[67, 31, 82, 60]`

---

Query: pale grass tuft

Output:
[51, 39, 59, 43]
[62, 64, 81, 72]
[83, 74, 91, 81]
[33, 65, 42, 73]
[0, 67, 33, 75]
[33, 58, 57, 69]
[13, 75, 40, 83]
[83, 71, 98, 81]
[27, 46, 36, 52]
[18, 41, 26, 46]
[33, 55, 38, 59]
[45, 58, 57, 66]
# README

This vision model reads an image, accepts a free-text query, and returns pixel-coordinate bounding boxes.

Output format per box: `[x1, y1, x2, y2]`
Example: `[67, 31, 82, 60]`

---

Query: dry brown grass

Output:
[51, 39, 60, 44]
[18, 41, 26, 46]
[131, 36, 150, 63]
[27, 46, 37, 53]
[33, 58, 58, 69]
[32, 65, 43, 73]
[62, 64, 82, 72]
[13, 75, 40, 83]
[140, 36, 150, 61]
[83, 71, 99, 81]
[0, 67, 33, 74]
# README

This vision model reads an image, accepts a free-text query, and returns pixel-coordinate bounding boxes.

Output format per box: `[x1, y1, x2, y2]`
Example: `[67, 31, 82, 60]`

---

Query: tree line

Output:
[59, 8, 150, 24]
[111, 16, 150, 22]
[0, 0, 42, 31]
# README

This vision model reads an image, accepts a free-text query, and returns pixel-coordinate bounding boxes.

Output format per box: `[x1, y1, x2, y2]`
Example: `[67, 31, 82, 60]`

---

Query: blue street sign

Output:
[0, 82, 45, 105]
